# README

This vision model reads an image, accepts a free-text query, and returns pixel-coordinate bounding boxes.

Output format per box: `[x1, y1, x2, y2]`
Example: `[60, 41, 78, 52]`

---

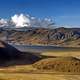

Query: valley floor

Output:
[0, 73, 80, 80]
[0, 65, 80, 80]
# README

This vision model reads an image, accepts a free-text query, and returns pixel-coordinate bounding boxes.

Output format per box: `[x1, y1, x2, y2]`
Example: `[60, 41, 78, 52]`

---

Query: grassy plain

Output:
[0, 50, 80, 80]
[0, 73, 80, 80]
[41, 50, 80, 58]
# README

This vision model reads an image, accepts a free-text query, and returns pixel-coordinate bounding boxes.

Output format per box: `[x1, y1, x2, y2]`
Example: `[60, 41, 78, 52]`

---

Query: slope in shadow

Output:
[0, 41, 41, 67]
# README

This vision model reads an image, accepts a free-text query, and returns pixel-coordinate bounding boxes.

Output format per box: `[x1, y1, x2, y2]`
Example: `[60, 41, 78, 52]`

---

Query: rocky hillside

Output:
[0, 27, 80, 47]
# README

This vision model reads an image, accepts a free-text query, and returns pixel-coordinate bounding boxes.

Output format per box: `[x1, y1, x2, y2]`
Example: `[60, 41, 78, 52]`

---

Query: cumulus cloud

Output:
[0, 13, 55, 28]
[0, 19, 8, 27]
[11, 14, 30, 28]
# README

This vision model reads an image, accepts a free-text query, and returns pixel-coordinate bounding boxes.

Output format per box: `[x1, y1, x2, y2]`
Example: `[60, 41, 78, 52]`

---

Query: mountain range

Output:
[0, 14, 79, 47]
[0, 27, 80, 47]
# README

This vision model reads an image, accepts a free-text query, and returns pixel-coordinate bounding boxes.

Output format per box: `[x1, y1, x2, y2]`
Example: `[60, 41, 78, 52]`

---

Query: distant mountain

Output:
[0, 27, 80, 47]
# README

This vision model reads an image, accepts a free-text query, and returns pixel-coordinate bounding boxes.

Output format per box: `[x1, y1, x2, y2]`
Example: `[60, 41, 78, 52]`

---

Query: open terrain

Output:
[41, 50, 80, 58]
[0, 64, 80, 80]
[0, 41, 80, 80]
[0, 73, 80, 80]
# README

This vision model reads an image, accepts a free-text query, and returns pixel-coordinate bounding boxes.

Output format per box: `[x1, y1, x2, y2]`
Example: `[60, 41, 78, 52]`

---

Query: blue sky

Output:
[0, 0, 80, 27]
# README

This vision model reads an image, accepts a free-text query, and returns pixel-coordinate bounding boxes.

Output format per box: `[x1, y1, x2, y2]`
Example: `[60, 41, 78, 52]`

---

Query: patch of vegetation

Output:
[33, 57, 80, 72]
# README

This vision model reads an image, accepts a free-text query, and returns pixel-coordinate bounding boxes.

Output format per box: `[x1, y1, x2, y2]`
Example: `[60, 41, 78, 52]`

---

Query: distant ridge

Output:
[0, 27, 80, 47]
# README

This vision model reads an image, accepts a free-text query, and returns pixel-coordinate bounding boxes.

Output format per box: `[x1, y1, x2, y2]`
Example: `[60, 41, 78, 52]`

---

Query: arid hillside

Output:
[33, 57, 80, 73]
[0, 27, 80, 47]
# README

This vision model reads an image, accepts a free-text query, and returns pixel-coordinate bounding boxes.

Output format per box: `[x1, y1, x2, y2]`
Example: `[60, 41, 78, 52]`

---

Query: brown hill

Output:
[33, 57, 80, 72]
[0, 41, 40, 66]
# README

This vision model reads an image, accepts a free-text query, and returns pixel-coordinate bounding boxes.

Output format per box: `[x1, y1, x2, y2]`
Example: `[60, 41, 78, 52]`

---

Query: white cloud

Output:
[0, 19, 8, 27]
[0, 13, 55, 28]
[11, 14, 30, 28]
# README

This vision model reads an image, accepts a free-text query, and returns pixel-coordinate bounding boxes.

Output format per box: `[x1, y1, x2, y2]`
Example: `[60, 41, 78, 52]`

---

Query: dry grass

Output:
[0, 65, 36, 73]
[33, 57, 80, 73]
[41, 50, 80, 58]
[0, 73, 80, 80]
[0, 46, 79, 80]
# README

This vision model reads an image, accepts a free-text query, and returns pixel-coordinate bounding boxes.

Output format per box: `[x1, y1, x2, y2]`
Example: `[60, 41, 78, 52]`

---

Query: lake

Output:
[10, 44, 80, 53]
